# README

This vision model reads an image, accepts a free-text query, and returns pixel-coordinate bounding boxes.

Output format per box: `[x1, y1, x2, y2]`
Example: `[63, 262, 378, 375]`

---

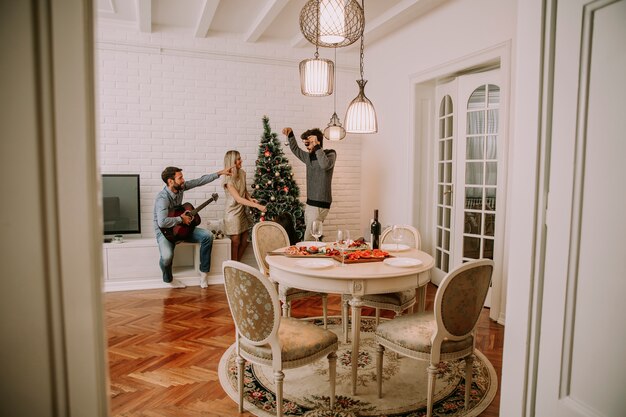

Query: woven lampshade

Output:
[345, 79, 378, 133]
[300, 0, 364, 48]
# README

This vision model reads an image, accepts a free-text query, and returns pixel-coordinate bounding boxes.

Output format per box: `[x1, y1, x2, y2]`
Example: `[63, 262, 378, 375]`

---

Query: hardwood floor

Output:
[105, 283, 504, 416]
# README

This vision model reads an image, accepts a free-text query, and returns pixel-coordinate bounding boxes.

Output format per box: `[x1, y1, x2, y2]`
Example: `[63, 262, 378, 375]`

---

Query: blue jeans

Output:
[156, 228, 214, 283]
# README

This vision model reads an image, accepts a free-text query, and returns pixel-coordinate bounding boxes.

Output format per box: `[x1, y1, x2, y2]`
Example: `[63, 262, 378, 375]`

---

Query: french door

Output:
[433, 70, 505, 306]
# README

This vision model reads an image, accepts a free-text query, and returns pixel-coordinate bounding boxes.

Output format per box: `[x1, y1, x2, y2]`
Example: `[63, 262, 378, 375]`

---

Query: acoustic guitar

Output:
[160, 193, 219, 243]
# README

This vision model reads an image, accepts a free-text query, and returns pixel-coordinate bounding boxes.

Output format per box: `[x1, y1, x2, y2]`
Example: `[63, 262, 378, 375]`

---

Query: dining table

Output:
[266, 246, 434, 395]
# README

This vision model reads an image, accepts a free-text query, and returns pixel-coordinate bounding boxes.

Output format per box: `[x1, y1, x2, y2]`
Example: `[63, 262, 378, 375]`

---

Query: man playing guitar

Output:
[153, 166, 232, 288]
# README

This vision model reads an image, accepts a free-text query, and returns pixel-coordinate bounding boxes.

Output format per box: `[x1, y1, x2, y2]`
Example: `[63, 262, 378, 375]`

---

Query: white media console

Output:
[102, 235, 231, 292]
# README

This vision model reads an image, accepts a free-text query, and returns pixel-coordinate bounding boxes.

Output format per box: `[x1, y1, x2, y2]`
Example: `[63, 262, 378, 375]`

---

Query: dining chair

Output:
[222, 260, 338, 417]
[374, 259, 494, 417]
[252, 221, 328, 328]
[341, 225, 421, 342]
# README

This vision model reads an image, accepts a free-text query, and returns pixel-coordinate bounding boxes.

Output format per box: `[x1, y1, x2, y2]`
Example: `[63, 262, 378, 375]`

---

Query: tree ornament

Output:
[270, 196, 276, 202]
[264, 150, 271, 157]
[284, 186, 289, 192]
[274, 171, 280, 177]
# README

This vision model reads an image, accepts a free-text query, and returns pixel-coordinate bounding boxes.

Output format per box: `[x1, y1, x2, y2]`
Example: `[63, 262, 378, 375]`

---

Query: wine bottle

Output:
[371, 209, 381, 249]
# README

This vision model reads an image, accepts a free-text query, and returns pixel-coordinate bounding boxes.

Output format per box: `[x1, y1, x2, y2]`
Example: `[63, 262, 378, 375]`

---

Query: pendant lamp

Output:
[323, 48, 346, 141]
[345, 0, 377, 133]
[299, 51, 334, 96]
[300, 0, 364, 48]
[299, 1, 334, 96]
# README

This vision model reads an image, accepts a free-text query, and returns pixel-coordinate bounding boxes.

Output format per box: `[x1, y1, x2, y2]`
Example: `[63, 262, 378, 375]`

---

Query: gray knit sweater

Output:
[288, 133, 336, 209]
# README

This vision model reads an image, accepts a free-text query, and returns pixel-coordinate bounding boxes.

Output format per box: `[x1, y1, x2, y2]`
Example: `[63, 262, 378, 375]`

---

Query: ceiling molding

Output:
[136, 0, 151, 33]
[195, 0, 221, 38]
[244, 0, 291, 42]
[96, 39, 360, 71]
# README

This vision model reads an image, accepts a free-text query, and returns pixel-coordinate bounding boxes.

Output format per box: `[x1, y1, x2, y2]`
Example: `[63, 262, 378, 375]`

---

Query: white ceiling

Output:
[96, 0, 449, 49]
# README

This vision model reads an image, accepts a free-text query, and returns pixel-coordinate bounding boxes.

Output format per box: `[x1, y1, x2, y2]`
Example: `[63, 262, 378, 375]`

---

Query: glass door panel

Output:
[433, 80, 457, 284]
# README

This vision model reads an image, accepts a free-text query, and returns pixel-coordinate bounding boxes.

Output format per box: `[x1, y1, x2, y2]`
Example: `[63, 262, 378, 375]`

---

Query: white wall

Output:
[95, 25, 364, 239]
[360, 0, 517, 229]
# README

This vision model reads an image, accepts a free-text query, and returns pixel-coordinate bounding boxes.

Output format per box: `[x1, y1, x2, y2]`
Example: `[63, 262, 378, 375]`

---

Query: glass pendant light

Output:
[345, 0, 377, 133]
[323, 48, 346, 141]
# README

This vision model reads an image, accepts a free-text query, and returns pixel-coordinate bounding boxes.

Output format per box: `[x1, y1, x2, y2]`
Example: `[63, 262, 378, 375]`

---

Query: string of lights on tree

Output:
[251, 116, 306, 241]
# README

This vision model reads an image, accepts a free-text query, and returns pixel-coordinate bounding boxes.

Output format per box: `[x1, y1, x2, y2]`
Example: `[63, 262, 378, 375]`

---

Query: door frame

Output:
[408, 41, 512, 324]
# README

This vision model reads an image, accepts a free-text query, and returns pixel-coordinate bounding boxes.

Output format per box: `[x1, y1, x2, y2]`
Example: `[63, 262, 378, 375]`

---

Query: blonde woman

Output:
[223, 150, 266, 261]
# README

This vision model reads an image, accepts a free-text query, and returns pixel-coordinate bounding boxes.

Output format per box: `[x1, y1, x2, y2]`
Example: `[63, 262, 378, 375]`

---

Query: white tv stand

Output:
[102, 236, 231, 292]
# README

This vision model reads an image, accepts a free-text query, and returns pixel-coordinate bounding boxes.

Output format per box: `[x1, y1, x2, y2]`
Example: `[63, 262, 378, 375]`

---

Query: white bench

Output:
[102, 236, 231, 292]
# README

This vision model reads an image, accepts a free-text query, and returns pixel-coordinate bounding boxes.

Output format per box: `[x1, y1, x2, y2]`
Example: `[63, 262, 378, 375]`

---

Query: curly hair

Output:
[300, 128, 324, 148]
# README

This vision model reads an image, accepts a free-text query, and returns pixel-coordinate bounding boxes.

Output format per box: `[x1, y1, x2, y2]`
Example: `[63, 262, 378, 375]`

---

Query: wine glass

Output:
[311, 220, 323, 242]
[391, 225, 405, 251]
[337, 229, 350, 267]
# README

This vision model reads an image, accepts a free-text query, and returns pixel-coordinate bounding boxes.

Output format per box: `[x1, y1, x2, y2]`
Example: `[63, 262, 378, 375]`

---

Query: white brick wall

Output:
[96, 27, 364, 241]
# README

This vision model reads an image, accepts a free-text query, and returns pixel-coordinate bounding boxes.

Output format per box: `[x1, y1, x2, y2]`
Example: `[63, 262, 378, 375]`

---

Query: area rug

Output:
[218, 317, 497, 417]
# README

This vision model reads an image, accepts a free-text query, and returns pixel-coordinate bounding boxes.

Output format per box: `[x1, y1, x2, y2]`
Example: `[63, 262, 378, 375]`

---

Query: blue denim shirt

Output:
[153, 173, 219, 234]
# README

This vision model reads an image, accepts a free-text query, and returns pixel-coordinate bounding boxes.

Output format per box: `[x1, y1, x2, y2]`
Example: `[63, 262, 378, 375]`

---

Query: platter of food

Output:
[333, 248, 391, 263]
[328, 237, 371, 252]
[275, 245, 341, 258]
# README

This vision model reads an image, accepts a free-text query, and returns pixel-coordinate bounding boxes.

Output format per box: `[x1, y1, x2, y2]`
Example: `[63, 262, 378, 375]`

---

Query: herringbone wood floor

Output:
[105, 283, 504, 416]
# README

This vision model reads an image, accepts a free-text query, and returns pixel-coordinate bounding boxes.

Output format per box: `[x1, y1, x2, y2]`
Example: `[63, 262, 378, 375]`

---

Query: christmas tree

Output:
[251, 116, 306, 241]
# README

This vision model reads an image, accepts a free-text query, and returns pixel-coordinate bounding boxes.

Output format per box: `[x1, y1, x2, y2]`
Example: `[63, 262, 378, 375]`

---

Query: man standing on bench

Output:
[153, 166, 232, 288]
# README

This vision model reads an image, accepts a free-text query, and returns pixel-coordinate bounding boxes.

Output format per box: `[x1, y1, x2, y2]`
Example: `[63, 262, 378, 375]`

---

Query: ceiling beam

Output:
[195, 0, 221, 38]
[291, 0, 449, 49]
[365, 0, 448, 42]
[135, 0, 151, 33]
[244, 0, 291, 43]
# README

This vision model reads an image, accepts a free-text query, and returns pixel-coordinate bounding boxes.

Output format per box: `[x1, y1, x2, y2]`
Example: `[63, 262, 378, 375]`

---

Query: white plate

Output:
[295, 259, 335, 269]
[383, 257, 423, 268]
[381, 243, 410, 252]
[296, 241, 326, 248]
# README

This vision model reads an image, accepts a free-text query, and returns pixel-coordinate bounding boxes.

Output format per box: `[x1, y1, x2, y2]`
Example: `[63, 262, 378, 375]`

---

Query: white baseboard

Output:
[103, 274, 224, 292]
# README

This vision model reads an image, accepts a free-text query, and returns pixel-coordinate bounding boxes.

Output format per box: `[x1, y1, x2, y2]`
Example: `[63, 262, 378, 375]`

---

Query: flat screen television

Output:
[102, 174, 141, 236]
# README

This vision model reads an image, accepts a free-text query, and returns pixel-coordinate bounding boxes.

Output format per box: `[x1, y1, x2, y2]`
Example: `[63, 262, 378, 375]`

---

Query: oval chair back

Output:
[222, 260, 282, 365]
[252, 221, 290, 275]
[432, 259, 493, 362]
[380, 224, 421, 249]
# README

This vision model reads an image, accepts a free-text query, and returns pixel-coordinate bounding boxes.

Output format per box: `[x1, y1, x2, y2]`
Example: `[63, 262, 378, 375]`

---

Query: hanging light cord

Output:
[314, 0, 320, 58]
[333, 47, 338, 112]
[359, 0, 366, 81]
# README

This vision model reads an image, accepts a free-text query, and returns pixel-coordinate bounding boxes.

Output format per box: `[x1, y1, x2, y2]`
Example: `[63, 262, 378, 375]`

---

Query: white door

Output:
[432, 79, 458, 285]
[433, 70, 506, 309]
[535, 0, 626, 415]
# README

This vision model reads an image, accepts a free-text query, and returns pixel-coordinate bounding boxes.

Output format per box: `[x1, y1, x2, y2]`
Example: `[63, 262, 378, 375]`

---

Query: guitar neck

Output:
[191, 194, 218, 215]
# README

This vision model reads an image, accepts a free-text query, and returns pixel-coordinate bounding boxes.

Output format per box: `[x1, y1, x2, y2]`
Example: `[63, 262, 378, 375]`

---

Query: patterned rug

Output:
[218, 317, 497, 417]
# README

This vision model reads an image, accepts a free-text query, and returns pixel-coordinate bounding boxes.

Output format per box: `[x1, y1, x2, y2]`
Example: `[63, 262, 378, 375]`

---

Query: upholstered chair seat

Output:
[375, 259, 494, 417]
[240, 317, 338, 365]
[375, 312, 474, 357]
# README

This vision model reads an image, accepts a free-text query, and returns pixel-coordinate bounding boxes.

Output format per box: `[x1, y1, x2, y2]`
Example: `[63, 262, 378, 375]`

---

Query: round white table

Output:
[266, 248, 434, 395]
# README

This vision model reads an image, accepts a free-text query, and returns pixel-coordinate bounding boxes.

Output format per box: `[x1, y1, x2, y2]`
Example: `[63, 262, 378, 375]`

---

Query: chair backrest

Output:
[222, 260, 280, 346]
[380, 224, 422, 249]
[252, 221, 290, 275]
[434, 259, 493, 342]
